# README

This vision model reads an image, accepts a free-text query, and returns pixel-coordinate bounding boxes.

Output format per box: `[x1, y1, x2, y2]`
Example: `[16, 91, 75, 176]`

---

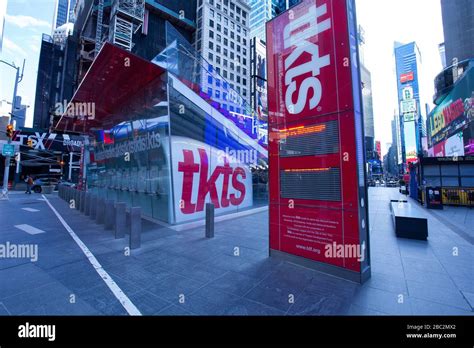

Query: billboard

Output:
[400, 71, 414, 83]
[427, 63, 474, 157]
[251, 38, 268, 121]
[266, 0, 370, 282]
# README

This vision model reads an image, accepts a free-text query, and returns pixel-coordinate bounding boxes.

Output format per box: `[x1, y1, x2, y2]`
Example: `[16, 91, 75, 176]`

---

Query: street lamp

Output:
[1, 59, 25, 199]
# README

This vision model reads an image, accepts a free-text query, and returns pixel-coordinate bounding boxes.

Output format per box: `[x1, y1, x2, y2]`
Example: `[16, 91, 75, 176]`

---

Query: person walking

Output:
[25, 175, 33, 194]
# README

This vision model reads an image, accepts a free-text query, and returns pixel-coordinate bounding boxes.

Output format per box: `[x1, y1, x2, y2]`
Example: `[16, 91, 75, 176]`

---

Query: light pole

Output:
[1, 59, 25, 199]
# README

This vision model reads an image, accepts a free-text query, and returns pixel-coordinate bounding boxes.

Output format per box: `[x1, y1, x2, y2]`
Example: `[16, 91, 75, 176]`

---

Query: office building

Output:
[196, 0, 251, 106]
[394, 41, 425, 173]
[53, 0, 77, 29]
[441, 0, 474, 65]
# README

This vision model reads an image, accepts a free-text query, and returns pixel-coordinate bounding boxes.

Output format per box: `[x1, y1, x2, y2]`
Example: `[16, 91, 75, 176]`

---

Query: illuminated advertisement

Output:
[428, 63, 474, 157]
[266, 0, 370, 282]
[400, 71, 414, 83]
[251, 38, 268, 121]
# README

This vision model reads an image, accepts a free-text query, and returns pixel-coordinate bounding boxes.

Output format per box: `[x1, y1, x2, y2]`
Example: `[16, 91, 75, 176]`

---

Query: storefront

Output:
[55, 26, 268, 224]
[421, 59, 474, 206]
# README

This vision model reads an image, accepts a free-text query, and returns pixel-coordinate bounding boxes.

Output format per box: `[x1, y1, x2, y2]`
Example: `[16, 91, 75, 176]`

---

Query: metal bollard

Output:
[115, 202, 126, 239]
[75, 190, 80, 210]
[84, 192, 91, 216]
[130, 207, 141, 249]
[90, 194, 97, 219]
[96, 197, 105, 224]
[104, 199, 115, 230]
[205, 203, 215, 238]
[80, 191, 86, 213]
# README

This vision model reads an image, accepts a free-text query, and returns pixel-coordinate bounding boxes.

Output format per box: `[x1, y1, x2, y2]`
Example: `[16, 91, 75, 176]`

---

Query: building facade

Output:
[0, 0, 6, 53]
[53, 0, 77, 29]
[441, 0, 474, 65]
[196, 0, 251, 106]
[394, 41, 424, 173]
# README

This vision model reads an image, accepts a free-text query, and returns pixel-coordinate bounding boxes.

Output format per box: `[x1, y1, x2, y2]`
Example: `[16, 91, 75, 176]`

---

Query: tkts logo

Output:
[178, 148, 246, 214]
[284, 2, 331, 114]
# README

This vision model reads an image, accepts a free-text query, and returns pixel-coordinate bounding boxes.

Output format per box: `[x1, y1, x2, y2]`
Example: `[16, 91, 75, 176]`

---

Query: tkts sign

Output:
[267, 0, 370, 283]
[171, 137, 253, 223]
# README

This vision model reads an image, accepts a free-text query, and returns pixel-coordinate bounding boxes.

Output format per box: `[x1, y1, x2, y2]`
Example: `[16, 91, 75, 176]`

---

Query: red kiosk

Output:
[267, 0, 370, 282]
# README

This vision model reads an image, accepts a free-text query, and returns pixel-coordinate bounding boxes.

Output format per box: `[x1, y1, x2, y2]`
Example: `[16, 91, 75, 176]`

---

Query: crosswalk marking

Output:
[21, 208, 40, 212]
[14, 224, 45, 235]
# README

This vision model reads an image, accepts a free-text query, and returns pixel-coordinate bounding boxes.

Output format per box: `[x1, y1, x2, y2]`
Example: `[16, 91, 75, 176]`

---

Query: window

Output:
[216, 45, 221, 53]
[237, 45, 241, 53]
[236, 16, 240, 23]
[217, 13, 221, 22]
[224, 28, 228, 36]
[216, 79, 221, 87]
[217, 24, 221, 32]
[209, 0, 214, 4]
[231, 32, 234, 39]
[208, 75, 213, 84]
[223, 92, 228, 100]
[216, 56, 221, 64]
[243, 58, 247, 65]
[230, 12, 234, 18]
[216, 67, 220, 74]
[230, 62, 234, 69]
[237, 35, 240, 43]
[224, 48, 228, 55]
[242, 68, 246, 75]
[209, 41, 213, 49]
[242, 10, 247, 18]
[231, 42, 234, 49]
[243, 89, 247, 97]
[237, 86, 240, 93]
[243, 29, 247, 36]
[216, 90, 221, 98]
[217, 34, 221, 42]
[230, 3, 234, 10]
[237, 25, 241, 33]
[223, 71, 227, 78]
[208, 87, 213, 96]
[237, 76, 240, 83]
[237, 66, 240, 73]
[224, 18, 228, 25]
[224, 38, 228, 46]
[243, 48, 246, 55]
[231, 22, 235, 30]
[230, 52, 234, 59]
[224, 8, 227, 14]
[209, 30, 214, 38]
[223, 59, 228, 67]
[236, 7, 241, 15]
[224, 0, 228, 5]
[230, 73, 234, 80]
[217, 3, 221, 10]
[209, 19, 214, 27]
[243, 78, 247, 85]
[208, 52, 213, 60]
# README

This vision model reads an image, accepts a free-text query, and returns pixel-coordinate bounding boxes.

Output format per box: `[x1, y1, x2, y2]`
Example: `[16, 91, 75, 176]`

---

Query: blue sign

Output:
[2, 144, 15, 157]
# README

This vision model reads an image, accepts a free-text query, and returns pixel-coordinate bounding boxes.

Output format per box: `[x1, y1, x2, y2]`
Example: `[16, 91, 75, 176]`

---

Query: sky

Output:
[1, 0, 445, 155]
[0, 0, 56, 127]
[356, 0, 444, 156]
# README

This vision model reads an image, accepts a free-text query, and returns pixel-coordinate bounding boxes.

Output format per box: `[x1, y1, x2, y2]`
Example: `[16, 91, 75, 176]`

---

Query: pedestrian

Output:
[25, 175, 33, 194]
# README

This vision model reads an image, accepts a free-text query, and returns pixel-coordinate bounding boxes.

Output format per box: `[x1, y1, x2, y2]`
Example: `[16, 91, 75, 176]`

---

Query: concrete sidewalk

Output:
[0, 188, 472, 315]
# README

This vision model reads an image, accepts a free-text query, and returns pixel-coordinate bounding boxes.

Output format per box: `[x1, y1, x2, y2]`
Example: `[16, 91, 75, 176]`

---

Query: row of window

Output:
[200, 0, 248, 19]
[208, 71, 247, 86]
[208, 37, 247, 55]
[208, 17, 247, 36]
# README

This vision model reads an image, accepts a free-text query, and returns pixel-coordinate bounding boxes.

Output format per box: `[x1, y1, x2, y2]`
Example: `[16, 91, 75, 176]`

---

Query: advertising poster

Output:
[427, 65, 474, 158]
[266, 0, 370, 282]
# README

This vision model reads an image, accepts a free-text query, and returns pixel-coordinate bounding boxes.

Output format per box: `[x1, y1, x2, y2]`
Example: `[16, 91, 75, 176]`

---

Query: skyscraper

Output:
[394, 41, 424, 172]
[196, 0, 251, 105]
[53, 0, 76, 30]
[441, 0, 474, 65]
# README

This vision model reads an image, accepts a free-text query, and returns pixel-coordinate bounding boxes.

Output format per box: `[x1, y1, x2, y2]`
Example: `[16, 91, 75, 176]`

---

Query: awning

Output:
[54, 42, 166, 133]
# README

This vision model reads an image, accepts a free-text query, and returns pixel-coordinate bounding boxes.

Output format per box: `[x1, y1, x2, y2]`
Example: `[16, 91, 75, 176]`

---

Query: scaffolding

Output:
[108, 0, 145, 51]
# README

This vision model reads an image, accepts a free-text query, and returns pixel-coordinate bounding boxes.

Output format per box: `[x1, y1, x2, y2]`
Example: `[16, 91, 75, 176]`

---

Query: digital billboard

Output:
[427, 63, 474, 157]
[266, 0, 370, 282]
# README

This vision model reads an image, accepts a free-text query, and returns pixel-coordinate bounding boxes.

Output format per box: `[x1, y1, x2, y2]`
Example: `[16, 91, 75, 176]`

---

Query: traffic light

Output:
[27, 139, 33, 148]
[6, 124, 13, 138]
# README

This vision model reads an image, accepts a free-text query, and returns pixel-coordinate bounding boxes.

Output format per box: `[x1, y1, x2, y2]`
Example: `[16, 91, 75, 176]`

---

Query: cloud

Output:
[3, 37, 27, 56]
[5, 14, 51, 29]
